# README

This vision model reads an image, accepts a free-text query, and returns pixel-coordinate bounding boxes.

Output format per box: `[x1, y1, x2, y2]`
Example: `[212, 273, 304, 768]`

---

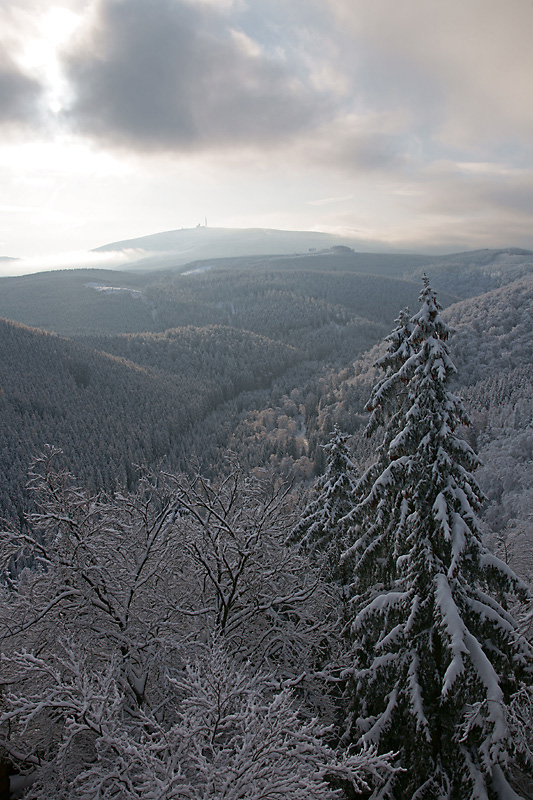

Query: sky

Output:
[2, 0, 533, 271]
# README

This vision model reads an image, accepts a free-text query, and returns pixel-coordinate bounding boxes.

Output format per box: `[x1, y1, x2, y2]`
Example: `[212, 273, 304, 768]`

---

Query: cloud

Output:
[304, 112, 410, 174]
[0, 247, 133, 277]
[60, 0, 333, 153]
[367, 161, 533, 252]
[325, 0, 533, 154]
[415, 161, 533, 220]
[2, 0, 533, 258]
[308, 194, 354, 207]
[0, 53, 44, 129]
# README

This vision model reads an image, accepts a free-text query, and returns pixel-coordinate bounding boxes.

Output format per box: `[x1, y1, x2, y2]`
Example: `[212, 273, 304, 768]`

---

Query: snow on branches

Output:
[341, 277, 533, 799]
[0, 638, 394, 800]
[0, 449, 393, 798]
[291, 425, 359, 584]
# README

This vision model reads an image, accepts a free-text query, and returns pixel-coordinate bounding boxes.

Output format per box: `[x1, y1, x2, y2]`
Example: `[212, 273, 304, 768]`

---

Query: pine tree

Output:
[342, 278, 533, 799]
[340, 307, 415, 595]
[292, 425, 359, 582]
[365, 306, 415, 442]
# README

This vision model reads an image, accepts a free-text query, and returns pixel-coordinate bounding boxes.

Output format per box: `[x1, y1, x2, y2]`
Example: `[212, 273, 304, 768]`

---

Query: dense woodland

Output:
[0, 247, 532, 798]
[0, 259, 438, 518]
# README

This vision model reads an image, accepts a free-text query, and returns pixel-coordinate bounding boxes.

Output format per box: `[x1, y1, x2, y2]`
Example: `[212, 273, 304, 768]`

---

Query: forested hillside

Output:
[0, 270, 152, 336]
[0, 265, 440, 343]
[444, 277, 533, 582]
[0, 320, 298, 521]
[156, 273, 531, 586]
[175, 245, 533, 298]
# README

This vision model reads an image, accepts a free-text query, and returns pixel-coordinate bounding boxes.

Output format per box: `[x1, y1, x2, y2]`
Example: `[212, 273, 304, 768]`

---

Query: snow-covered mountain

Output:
[92, 226, 375, 269]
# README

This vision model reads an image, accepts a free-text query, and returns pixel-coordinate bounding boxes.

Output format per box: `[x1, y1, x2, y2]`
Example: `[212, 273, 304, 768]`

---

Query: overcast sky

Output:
[2, 0, 533, 265]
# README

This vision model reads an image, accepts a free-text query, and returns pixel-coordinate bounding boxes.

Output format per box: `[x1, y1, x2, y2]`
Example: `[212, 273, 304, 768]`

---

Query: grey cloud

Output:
[419, 166, 533, 220]
[327, 131, 405, 173]
[289, 113, 410, 177]
[326, 0, 533, 153]
[403, 215, 533, 254]
[485, 182, 533, 218]
[388, 163, 533, 251]
[62, 0, 332, 152]
[0, 55, 44, 128]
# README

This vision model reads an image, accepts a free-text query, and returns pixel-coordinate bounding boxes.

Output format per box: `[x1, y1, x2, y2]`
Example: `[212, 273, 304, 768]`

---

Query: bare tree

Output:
[0, 450, 393, 796]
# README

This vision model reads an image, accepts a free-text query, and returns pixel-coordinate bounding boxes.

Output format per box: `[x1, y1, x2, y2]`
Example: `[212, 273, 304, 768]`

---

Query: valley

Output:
[0, 244, 530, 562]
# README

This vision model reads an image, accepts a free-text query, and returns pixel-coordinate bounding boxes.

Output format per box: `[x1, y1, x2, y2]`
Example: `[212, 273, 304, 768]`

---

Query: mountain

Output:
[445, 277, 533, 581]
[178, 246, 533, 294]
[1, 238, 531, 800]
[92, 225, 381, 268]
[445, 274, 533, 384]
[92, 226, 533, 289]
[407, 247, 533, 297]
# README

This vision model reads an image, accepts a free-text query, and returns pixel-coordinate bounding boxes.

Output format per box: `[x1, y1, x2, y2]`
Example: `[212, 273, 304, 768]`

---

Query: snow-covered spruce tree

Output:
[341, 278, 533, 799]
[340, 307, 415, 595]
[364, 306, 415, 443]
[291, 425, 359, 583]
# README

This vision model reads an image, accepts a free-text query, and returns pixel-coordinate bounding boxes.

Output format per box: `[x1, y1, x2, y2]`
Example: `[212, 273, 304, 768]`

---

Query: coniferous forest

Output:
[0, 248, 532, 798]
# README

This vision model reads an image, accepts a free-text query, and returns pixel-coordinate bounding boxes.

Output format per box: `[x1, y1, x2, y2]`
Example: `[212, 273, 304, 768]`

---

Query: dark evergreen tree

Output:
[340, 307, 415, 594]
[364, 306, 415, 441]
[342, 278, 533, 799]
[291, 425, 359, 582]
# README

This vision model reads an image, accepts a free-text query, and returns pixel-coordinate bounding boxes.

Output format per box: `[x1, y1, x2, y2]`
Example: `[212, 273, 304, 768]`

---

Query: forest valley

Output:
[0, 271, 531, 800]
